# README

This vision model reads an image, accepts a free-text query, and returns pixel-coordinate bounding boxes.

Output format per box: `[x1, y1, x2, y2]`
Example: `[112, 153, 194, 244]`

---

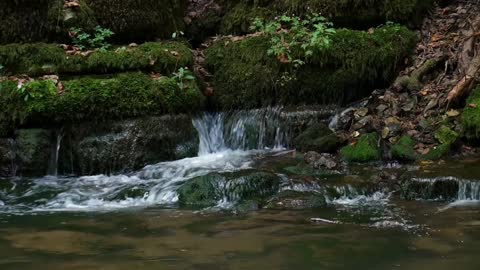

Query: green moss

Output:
[462, 86, 480, 140]
[218, 0, 435, 35]
[391, 135, 417, 161]
[0, 73, 205, 134]
[435, 125, 459, 145]
[205, 25, 416, 109]
[340, 133, 380, 162]
[0, 42, 193, 76]
[420, 144, 450, 161]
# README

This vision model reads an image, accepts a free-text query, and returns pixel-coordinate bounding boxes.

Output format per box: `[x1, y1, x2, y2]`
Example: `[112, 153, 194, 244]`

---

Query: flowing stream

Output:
[1, 109, 480, 269]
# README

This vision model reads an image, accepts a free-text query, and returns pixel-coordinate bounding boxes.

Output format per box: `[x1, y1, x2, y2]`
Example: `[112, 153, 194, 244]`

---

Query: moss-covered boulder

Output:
[205, 25, 416, 109]
[0, 73, 205, 135]
[293, 123, 340, 153]
[340, 133, 380, 162]
[0, 0, 187, 44]
[177, 171, 281, 208]
[391, 135, 417, 161]
[218, 0, 435, 35]
[435, 125, 459, 145]
[462, 86, 480, 140]
[0, 42, 193, 76]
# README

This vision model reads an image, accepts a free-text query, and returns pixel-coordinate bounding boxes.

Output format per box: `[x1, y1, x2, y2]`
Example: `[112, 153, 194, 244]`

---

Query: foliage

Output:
[420, 144, 450, 161]
[250, 14, 336, 67]
[172, 67, 196, 90]
[70, 26, 114, 51]
[340, 133, 380, 162]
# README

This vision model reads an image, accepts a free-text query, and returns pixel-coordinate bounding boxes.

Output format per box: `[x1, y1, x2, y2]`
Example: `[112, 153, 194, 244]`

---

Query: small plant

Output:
[172, 67, 195, 90]
[171, 30, 185, 39]
[250, 13, 336, 67]
[70, 26, 114, 51]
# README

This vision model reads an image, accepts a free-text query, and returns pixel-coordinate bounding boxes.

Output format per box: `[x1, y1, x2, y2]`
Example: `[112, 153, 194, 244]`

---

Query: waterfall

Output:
[193, 108, 289, 155]
[458, 180, 480, 201]
[48, 129, 63, 176]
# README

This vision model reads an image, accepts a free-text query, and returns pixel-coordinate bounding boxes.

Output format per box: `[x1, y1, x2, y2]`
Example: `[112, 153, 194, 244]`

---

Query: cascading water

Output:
[0, 109, 295, 212]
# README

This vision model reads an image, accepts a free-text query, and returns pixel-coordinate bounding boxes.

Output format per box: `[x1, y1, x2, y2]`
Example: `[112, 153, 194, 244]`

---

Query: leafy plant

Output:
[70, 26, 114, 51]
[250, 13, 336, 67]
[172, 67, 195, 90]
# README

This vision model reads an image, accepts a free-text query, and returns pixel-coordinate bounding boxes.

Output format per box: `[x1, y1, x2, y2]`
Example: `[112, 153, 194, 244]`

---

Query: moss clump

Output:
[205, 25, 416, 109]
[420, 144, 450, 161]
[462, 86, 480, 140]
[340, 133, 380, 162]
[0, 73, 205, 134]
[391, 136, 417, 161]
[435, 125, 459, 145]
[84, 0, 187, 42]
[0, 42, 193, 76]
[218, 0, 435, 35]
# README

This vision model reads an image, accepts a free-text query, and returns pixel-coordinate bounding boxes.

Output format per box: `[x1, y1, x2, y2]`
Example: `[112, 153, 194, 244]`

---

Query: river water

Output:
[1, 110, 480, 269]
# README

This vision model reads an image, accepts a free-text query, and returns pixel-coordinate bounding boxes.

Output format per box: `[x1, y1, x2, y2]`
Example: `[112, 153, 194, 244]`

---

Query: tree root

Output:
[393, 57, 445, 91]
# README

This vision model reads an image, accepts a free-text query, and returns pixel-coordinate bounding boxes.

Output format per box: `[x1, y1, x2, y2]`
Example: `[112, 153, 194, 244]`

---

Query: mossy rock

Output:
[391, 135, 417, 161]
[0, 0, 96, 44]
[0, 42, 193, 76]
[218, 0, 435, 35]
[84, 0, 188, 42]
[0, 0, 187, 44]
[340, 133, 380, 163]
[205, 25, 416, 109]
[462, 86, 480, 140]
[0, 73, 205, 134]
[293, 123, 340, 153]
[177, 171, 281, 208]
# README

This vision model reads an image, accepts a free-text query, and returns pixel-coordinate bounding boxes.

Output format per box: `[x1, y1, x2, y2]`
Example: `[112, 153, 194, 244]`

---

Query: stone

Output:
[354, 108, 369, 119]
[312, 153, 338, 170]
[294, 123, 340, 153]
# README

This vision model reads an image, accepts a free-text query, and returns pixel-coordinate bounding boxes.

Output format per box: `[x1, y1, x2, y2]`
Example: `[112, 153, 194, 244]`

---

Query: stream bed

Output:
[1, 111, 480, 269]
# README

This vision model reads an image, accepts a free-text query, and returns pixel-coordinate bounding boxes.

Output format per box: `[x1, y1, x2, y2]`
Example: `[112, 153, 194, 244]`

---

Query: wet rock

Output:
[293, 123, 340, 153]
[354, 108, 369, 119]
[401, 177, 459, 201]
[15, 129, 53, 176]
[352, 115, 373, 131]
[60, 115, 198, 176]
[0, 138, 17, 177]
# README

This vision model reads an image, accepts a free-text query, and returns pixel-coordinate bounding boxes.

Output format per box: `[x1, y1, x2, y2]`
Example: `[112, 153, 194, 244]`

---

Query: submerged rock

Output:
[177, 171, 281, 208]
[265, 190, 327, 210]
